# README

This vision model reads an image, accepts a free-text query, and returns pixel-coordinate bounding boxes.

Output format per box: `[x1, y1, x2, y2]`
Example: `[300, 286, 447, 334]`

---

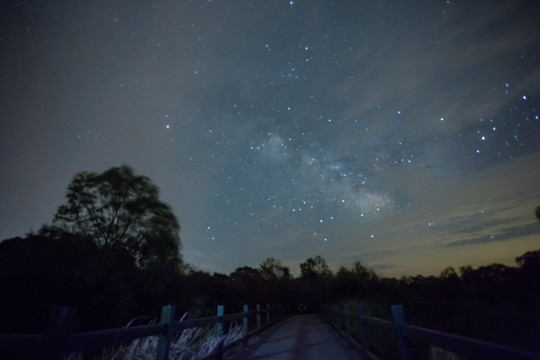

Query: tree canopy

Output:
[300, 255, 332, 280]
[259, 257, 290, 280]
[53, 165, 182, 269]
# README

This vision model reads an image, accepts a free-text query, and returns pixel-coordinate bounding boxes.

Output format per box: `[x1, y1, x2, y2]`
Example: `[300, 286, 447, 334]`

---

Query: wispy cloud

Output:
[333, 2, 540, 142]
[331, 151, 540, 276]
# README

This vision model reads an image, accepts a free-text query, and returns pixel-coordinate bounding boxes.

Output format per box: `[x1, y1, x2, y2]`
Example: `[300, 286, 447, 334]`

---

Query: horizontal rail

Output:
[221, 313, 244, 322]
[0, 303, 289, 360]
[70, 323, 167, 351]
[339, 310, 394, 331]
[322, 304, 539, 360]
[320, 306, 394, 333]
[175, 315, 226, 330]
[401, 323, 540, 360]
[320, 305, 383, 360]
[360, 315, 394, 332]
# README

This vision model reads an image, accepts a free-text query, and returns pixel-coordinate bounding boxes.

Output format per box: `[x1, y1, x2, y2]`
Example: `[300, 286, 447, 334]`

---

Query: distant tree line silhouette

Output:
[1, 234, 539, 351]
[0, 166, 538, 352]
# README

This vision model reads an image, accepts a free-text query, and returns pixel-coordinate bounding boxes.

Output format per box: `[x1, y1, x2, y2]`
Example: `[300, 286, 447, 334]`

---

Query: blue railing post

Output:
[243, 304, 249, 336]
[156, 305, 175, 360]
[344, 303, 351, 336]
[392, 305, 412, 360]
[334, 304, 342, 330]
[326, 303, 331, 321]
[216, 305, 224, 336]
[266, 303, 271, 324]
[256, 304, 261, 329]
[357, 304, 370, 360]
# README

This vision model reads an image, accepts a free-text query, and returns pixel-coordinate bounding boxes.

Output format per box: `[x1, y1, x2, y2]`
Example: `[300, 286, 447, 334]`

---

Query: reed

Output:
[66, 322, 243, 360]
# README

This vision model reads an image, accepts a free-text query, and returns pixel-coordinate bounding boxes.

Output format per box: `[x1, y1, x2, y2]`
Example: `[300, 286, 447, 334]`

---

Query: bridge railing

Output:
[321, 304, 539, 360]
[0, 303, 288, 360]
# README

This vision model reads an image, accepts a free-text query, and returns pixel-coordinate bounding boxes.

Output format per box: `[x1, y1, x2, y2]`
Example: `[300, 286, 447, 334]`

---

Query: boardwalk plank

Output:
[233, 314, 361, 360]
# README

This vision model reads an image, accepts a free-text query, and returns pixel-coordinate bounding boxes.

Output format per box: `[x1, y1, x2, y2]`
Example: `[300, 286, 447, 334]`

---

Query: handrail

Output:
[321, 304, 539, 360]
[359, 315, 395, 332]
[70, 323, 167, 351]
[0, 303, 288, 360]
[400, 323, 539, 360]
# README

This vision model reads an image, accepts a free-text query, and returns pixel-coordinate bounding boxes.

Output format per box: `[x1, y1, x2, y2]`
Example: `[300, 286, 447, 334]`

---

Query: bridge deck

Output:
[228, 314, 361, 360]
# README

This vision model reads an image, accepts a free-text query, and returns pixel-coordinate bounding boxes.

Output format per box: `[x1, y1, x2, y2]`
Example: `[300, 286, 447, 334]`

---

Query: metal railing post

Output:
[256, 304, 261, 329]
[156, 305, 175, 360]
[216, 305, 224, 336]
[344, 303, 351, 337]
[392, 304, 412, 360]
[334, 304, 342, 330]
[357, 304, 370, 360]
[243, 305, 249, 336]
[266, 303, 271, 324]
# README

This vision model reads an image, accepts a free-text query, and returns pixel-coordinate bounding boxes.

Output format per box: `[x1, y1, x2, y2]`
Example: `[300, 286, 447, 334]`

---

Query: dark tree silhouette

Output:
[230, 266, 267, 304]
[516, 250, 540, 270]
[333, 261, 379, 299]
[297, 256, 333, 311]
[53, 165, 182, 270]
[300, 255, 333, 280]
[259, 257, 287, 280]
[0, 230, 150, 331]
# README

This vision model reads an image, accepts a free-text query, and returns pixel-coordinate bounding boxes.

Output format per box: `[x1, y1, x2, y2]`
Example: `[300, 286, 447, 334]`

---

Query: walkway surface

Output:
[228, 314, 361, 360]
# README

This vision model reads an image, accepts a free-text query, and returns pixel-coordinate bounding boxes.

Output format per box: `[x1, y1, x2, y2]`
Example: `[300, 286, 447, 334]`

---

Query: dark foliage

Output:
[354, 260, 540, 351]
[0, 231, 128, 331]
[1, 180, 539, 352]
[1, 239, 539, 353]
[53, 165, 183, 271]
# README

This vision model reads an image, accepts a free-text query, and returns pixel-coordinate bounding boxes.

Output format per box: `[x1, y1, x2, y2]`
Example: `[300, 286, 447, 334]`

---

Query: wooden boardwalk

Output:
[227, 314, 361, 360]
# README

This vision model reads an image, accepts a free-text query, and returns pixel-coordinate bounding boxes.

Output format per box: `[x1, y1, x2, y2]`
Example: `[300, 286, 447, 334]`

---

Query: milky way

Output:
[1, 1, 539, 276]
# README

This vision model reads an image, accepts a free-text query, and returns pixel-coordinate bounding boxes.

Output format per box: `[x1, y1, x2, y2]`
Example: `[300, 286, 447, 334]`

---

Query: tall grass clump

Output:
[68, 321, 243, 360]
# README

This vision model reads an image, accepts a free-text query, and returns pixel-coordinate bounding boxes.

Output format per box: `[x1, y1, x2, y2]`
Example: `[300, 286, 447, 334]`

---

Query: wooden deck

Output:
[226, 314, 361, 360]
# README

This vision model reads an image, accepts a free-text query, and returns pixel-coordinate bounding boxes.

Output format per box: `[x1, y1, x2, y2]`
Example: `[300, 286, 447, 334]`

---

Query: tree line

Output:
[0, 166, 538, 351]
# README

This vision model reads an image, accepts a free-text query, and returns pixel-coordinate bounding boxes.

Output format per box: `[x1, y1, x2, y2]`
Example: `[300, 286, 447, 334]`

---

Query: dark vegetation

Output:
[0, 166, 539, 353]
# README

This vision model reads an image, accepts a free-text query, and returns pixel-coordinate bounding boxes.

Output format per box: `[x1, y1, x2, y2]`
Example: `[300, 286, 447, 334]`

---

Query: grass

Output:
[67, 321, 244, 360]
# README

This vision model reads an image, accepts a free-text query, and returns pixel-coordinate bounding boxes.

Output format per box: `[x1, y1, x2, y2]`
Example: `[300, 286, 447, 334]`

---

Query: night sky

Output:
[1, 1, 539, 277]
